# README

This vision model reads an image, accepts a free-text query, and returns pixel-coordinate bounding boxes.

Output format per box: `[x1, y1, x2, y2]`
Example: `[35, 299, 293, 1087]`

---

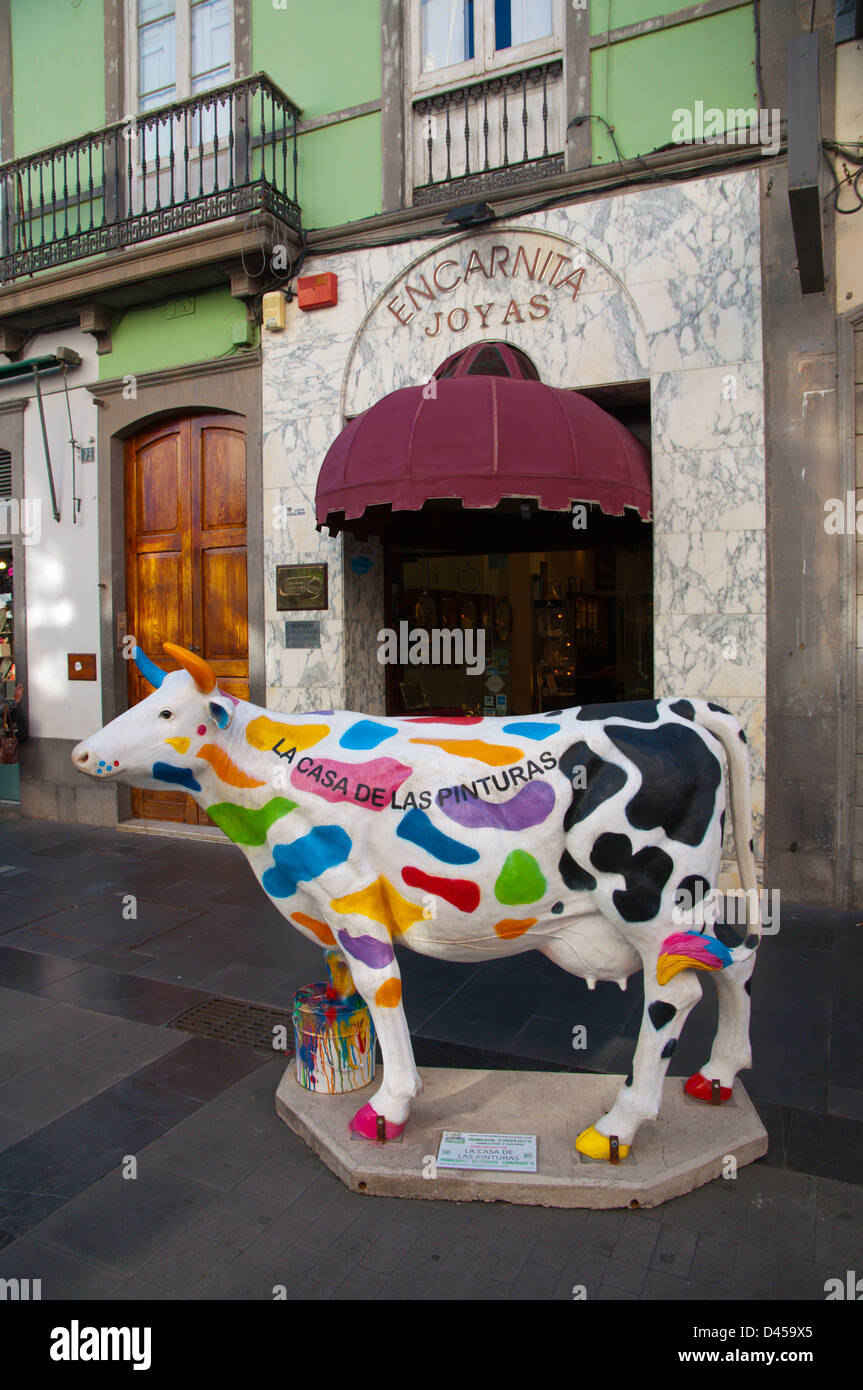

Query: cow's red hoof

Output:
[685, 1072, 732, 1104]
[349, 1102, 406, 1141]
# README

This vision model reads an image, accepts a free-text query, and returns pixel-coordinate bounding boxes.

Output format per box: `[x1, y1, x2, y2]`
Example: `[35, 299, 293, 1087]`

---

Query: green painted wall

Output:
[589, 0, 725, 35]
[11, 0, 106, 155]
[251, 0, 380, 118]
[251, 0, 382, 227]
[299, 114, 382, 228]
[590, 7, 758, 164]
[99, 287, 257, 380]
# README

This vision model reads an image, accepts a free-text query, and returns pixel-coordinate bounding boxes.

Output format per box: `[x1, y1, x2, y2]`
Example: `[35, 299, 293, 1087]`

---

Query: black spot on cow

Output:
[749, 838, 754, 854]
[714, 920, 744, 948]
[744, 977, 752, 996]
[560, 740, 627, 831]
[559, 850, 597, 893]
[739, 729, 747, 744]
[720, 810, 726, 842]
[551, 901, 564, 914]
[708, 702, 732, 716]
[625, 1073, 633, 1087]
[544, 709, 565, 717]
[577, 700, 660, 724]
[661, 1038, 677, 1059]
[605, 722, 723, 848]
[675, 873, 711, 921]
[590, 832, 674, 923]
[745, 934, 759, 949]
[648, 1000, 677, 1030]
[669, 699, 695, 721]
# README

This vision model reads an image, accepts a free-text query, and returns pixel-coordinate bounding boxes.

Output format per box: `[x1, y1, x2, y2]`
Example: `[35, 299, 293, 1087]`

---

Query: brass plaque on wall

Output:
[276, 563, 328, 611]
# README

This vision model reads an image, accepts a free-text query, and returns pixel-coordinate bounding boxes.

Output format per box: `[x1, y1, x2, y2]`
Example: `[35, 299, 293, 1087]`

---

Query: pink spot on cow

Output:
[197, 725, 206, 735]
[290, 755, 413, 810]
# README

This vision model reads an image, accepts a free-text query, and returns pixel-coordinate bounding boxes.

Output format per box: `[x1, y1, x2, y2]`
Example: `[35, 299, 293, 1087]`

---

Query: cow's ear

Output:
[208, 696, 233, 730]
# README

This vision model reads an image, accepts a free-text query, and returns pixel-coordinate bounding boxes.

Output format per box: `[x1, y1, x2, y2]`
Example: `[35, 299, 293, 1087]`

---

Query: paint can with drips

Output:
[292, 984, 376, 1094]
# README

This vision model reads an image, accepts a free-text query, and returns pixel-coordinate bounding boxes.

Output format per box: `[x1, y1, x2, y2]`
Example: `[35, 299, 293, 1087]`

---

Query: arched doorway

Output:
[124, 410, 248, 823]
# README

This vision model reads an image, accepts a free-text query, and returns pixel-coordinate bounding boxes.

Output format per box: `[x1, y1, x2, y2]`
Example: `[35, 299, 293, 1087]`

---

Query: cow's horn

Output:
[163, 643, 216, 694]
[133, 646, 166, 689]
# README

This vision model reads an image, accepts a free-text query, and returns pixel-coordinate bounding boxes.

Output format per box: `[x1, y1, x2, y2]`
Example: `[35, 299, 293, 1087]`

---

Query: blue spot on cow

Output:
[262, 825, 352, 898]
[503, 721, 560, 739]
[397, 808, 479, 865]
[152, 761, 201, 793]
[339, 720, 397, 751]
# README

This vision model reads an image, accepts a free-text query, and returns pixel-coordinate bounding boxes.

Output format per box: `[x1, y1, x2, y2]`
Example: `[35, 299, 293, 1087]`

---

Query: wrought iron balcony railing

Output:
[0, 73, 301, 283]
[412, 60, 564, 204]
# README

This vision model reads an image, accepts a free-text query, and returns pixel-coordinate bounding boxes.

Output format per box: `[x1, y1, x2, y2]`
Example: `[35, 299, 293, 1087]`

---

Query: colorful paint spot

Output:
[494, 917, 538, 940]
[375, 978, 402, 1008]
[438, 779, 555, 832]
[197, 744, 265, 789]
[206, 796, 297, 846]
[245, 715, 330, 753]
[657, 931, 734, 986]
[401, 867, 480, 913]
[291, 911, 336, 946]
[262, 825, 352, 898]
[325, 948, 356, 998]
[291, 755, 412, 810]
[404, 716, 483, 724]
[396, 808, 480, 865]
[409, 737, 524, 766]
[336, 929, 395, 970]
[503, 721, 560, 739]
[152, 761, 201, 792]
[495, 850, 546, 905]
[164, 736, 190, 754]
[330, 876, 425, 936]
[339, 720, 397, 751]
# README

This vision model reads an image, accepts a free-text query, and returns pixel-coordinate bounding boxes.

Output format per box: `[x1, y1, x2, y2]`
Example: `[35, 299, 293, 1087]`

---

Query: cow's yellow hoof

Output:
[575, 1124, 630, 1160]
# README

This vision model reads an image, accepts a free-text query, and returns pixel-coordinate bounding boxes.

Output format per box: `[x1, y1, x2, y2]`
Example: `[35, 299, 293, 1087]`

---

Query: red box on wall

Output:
[297, 272, 338, 310]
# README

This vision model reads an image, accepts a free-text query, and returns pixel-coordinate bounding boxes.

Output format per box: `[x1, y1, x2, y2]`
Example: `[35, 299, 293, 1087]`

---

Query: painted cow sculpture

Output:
[72, 643, 761, 1159]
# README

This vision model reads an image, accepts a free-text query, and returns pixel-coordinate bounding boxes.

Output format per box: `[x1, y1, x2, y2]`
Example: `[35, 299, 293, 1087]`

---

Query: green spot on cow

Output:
[206, 796, 298, 846]
[494, 849, 546, 905]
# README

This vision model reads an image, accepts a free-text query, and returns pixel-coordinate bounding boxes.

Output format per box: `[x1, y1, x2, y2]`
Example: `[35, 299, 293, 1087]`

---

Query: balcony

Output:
[0, 74, 301, 285]
[412, 60, 564, 205]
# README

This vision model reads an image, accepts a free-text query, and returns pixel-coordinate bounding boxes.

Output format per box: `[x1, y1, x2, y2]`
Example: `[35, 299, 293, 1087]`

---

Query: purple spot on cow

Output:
[437, 779, 555, 831]
[337, 929, 395, 970]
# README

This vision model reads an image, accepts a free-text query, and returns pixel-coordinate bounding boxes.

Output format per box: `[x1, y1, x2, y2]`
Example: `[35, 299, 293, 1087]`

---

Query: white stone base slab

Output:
[275, 1066, 768, 1209]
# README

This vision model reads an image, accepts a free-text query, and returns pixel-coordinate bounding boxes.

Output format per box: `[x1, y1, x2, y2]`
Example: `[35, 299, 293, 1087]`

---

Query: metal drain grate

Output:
[168, 997, 295, 1055]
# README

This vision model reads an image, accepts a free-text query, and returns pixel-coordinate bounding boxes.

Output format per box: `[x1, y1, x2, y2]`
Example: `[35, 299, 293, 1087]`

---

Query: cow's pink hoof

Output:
[685, 1072, 732, 1104]
[349, 1102, 406, 1142]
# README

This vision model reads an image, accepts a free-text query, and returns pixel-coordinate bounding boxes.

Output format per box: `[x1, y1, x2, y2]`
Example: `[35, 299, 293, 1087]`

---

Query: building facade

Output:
[0, 0, 860, 906]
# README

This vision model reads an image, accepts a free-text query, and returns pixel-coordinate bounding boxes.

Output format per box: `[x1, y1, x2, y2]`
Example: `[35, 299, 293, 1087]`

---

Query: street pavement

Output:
[0, 813, 860, 1300]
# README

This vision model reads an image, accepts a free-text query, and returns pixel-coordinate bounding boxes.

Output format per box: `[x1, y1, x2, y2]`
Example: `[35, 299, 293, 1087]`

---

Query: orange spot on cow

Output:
[409, 737, 523, 767]
[375, 978, 402, 1008]
[291, 912, 336, 946]
[493, 917, 538, 940]
[197, 743, 265, 788]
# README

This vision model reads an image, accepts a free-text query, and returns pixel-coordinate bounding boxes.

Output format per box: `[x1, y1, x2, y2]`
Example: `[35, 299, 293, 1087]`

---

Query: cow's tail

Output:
[691, 700, 761, 947]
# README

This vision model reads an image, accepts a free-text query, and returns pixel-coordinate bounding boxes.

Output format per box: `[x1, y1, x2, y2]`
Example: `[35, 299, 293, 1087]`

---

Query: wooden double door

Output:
[125, 412, 249, 823]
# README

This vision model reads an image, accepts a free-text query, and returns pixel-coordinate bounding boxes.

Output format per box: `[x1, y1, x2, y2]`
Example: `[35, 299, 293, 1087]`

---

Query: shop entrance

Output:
[381, 500, 652, 717]
[0, 541, 17, 801]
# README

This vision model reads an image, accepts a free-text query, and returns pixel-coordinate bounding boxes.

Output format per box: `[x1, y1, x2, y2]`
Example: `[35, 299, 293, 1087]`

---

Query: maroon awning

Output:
[316, 341, 651, 532]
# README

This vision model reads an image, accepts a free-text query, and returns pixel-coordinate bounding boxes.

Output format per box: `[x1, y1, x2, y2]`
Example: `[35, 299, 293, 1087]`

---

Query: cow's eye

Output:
[158, 710, 173, 720]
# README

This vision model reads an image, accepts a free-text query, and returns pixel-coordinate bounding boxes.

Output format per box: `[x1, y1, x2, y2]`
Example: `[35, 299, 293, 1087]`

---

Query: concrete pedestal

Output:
[275, 1066, 768, 1209]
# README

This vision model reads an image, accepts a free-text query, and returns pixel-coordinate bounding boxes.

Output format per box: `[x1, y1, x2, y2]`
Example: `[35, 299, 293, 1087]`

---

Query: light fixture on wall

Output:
[441, 201, 494, 229]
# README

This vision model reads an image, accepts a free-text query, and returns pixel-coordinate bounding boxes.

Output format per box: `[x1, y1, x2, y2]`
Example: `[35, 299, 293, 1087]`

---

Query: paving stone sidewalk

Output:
[0, 815, 860, 1300]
